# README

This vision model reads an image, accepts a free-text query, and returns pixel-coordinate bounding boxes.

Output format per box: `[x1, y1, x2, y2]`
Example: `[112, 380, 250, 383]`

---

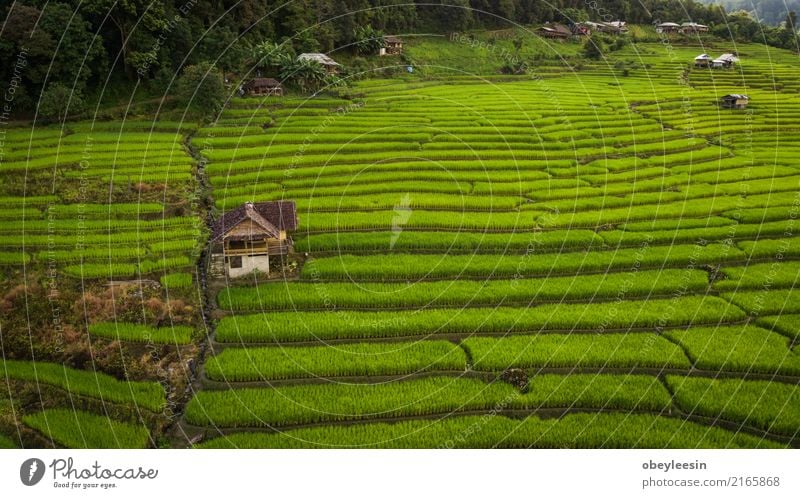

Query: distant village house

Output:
[584, 20, 627, 34]
[694, 54, 712, 67]
[680, 22, 709, 34]
[656, 22, 681, 34]
[210, 201, 298, 278]
[243, 78, 283, 96]
[380, 36, 403, 56]
[537, 23, 571, 40]
[605, 21, 628, 33]
[712, 53, 739, 69]
[720, 94, 749, 109]
[298, 53, 340, 74]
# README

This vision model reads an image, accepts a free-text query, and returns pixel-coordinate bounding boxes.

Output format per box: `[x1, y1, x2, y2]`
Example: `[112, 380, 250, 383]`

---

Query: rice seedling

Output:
[160, 272, 194, 290]
[299, 243, 744, 280]
[1, 359, 165, 411]
[602, 219, 797, 247]
[23, 409, 151, 449]
[738, 237, 800, 259]
[294, 229, 602, 253]
[185, 377, 517, 427]
[722, 289, 800, 315]
[300, 210, 538, 232]
[218, 269, 709, 311]
[0, 252, 30, 265]
[204, 341, 466, 381]
[666, 325, 800, 375]
[715, 262, 800, 291]
[464, 333, 690, 370]
[508, 374, 672, 412]
[666, 376, 800, 436]
[88, 322, 193, 345]
[755, 314, 800, 342]
[63, 263, 138, 279]
[196, 412, 781, 449]
[214, 295, 744, 343]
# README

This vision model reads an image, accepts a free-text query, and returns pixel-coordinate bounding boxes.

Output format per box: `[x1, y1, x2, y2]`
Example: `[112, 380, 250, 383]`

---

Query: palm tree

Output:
[252, 41, 293, 74]
[280, 58, 327, 94]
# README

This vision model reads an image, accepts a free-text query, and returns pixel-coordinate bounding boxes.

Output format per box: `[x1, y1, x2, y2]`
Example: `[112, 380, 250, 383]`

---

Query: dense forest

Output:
[1, 0, 797, 117]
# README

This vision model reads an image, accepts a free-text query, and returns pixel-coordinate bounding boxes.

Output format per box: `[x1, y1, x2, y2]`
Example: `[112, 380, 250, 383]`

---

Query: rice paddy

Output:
[187, 39, 800, 449]
[3, 36, 800, 449]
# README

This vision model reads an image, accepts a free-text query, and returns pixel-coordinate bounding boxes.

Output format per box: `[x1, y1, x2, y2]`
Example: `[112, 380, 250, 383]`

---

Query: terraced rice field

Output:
[3, 39, 799, 449]
[0, 119, 202, 447]
[184, 41, 800, 448]
[0, 120, 202, 280]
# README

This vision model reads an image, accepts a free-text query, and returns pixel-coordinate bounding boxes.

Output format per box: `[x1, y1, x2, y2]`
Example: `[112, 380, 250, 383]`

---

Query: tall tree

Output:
[81, 0, 169, 76]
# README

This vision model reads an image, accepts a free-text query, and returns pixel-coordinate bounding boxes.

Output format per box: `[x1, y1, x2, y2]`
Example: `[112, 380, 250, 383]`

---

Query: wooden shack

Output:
[656, 22, 680, 34]
[712, 53, 738, 69]
[604, 21, 628, 33]
[694, 54, 712, 68]
[244, 78, 283, 96]
[537, 23, 571, 40]
[720, 94, 749, 109]
[298, 53, 340, 74]
[209, 201, 298, 278]
[381, 36, 403, 56]
[680, 22, 709, 34]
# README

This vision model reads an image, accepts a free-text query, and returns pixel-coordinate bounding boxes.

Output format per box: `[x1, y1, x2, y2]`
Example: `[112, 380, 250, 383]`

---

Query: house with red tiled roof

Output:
[210, 201, 298, 277]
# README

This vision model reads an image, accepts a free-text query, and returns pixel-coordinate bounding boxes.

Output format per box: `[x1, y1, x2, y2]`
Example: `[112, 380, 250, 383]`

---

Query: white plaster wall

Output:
[228, 254, 270, 278]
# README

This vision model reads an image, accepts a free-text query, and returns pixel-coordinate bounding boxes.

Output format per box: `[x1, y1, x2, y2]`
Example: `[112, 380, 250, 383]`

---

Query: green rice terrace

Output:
[2, 36, 800, 449]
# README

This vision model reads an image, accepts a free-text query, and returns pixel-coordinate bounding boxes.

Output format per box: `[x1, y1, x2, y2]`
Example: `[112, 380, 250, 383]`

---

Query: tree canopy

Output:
[1, 0, 797, 115]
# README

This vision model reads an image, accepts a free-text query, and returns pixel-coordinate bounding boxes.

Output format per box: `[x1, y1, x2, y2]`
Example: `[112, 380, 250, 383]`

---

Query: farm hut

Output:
[380, 36, 403, 56]
[605, 21, 628, 32]
[298, 53, 340, 74]
[582, 21, 624, 34]
[694, 54, 712, 67]
[720, 94, 749, 109]
[243, 78, 283, 96]
[680, 22, 709, 34]
[711, 54, 738, 69]
[537, 23, 571, 40]
[571, 23, 592, 36]
[656, 22, 681, 34]
[209, 201, 298, 278]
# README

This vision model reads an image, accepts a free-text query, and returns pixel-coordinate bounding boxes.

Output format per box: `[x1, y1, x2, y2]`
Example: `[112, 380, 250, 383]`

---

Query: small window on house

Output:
[229, 256, 242, 268]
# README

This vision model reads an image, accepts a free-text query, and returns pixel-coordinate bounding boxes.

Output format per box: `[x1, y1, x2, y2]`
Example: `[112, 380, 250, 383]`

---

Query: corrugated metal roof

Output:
[298, 53, 340, 66]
